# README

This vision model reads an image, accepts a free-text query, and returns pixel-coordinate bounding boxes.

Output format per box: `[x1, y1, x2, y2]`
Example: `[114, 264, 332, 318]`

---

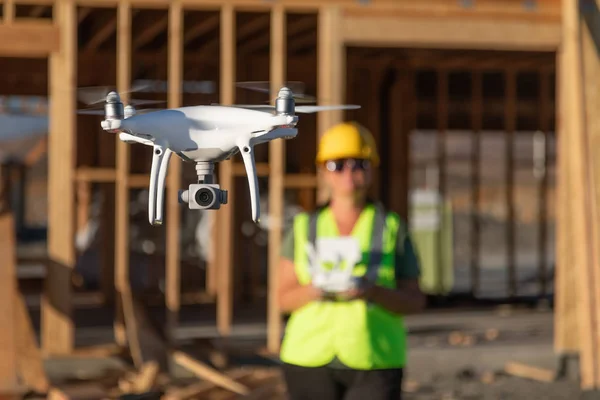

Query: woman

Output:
[277, 121, 426, 400]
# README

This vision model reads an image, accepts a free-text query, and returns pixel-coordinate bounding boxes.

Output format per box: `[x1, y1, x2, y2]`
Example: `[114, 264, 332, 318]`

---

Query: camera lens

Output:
[195, 188, 214, 207]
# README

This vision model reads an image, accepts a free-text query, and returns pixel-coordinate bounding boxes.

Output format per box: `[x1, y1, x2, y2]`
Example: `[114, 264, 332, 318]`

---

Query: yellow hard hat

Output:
[315, 121, 379, 166]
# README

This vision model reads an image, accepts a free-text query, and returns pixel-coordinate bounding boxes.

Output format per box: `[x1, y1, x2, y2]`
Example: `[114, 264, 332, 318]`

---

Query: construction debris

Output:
[504, 362, 556, 383]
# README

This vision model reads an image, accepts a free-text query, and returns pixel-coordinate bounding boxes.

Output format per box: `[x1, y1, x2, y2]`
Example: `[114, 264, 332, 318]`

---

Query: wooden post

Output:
[44, 0, 77, 355]
[470, 70, 483, 297]
[0, 212, 18, 392]
[505, 68, 517, 299]
[114, 1, 132, 348]
[217, 4, 235, 336]
[560, 0, 600, 390]
[267, 4, 286, 354]
[166, 0, 183, 346]
[388, 67, 413, 221]
[554, 44, 578, 355]
[316, 5, 344, 203]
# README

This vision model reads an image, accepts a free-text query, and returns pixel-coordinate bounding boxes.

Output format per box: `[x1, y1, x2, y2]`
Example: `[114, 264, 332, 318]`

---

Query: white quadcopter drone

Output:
[92, 86, 360, 226]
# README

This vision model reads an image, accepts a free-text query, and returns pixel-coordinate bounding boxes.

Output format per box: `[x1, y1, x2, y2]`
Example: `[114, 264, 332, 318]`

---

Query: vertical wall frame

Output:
[217, 3, 236, 336]
[267, 4, 286, 353]
[316, 5, 344, 204]
[166, 0, 183, 345]
[44, 0, 77, 355]
[114, 0, 132, 348]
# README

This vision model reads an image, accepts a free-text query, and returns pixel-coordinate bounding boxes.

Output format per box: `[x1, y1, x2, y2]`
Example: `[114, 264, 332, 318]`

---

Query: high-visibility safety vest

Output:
[279, 203, 407, 370]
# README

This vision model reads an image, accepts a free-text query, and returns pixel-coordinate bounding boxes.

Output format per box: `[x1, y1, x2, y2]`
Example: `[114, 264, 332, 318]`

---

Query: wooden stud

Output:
[537, 69, 550, 297]
[554, 42, 578, 355]
[3, 0, 15, 23]
[166, 0, 183, 346]
[0, 213, 18, 392]
[341, 15, 560, 51]
[44, 0, 77, 355]
[0, 21, 60, 57]
[505, 68, 516, 298]
[114, 0, 132, 348]
[560, 0, 598, 389]
[388, 68, 413, 221]
[435, 69, 448, 296]
[216, 3, 236, 336]
[316, 5, 344, 203]
[470, 71, 482, 297]
[267, 3, 286, 354]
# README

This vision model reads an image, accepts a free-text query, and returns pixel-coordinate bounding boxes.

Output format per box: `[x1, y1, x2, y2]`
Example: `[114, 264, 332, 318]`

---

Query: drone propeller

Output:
[77, 82, 164, 106]
[77, 107, 163, 116]
[236, 81, 317, 104]
[215, 104, 361, 114]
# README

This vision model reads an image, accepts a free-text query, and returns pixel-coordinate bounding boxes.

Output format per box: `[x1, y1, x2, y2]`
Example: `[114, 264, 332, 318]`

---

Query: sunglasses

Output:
[325, 158, 370, 173]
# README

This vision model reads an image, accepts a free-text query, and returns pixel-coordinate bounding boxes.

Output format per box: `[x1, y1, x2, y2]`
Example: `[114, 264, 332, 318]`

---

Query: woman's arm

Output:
[363, 279, 426, 315]
[277, 257, 322, 313]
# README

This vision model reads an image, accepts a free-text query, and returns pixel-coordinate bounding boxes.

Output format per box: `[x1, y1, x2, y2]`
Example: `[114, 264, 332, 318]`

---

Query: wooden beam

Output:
[560, 0, 600, 390]
[0, 213, 18, 392]
[133, 15, 168, 50]
[267, 3, 286, 354]
[83, 15, 117, 53]
[240, 13, 313, 55]
[4, 0, 15, 23]
[0, 22, 59, 57]
[342, 15, 560, 51]
[114, 0, 132, 348]
[203, 13, 268, 56]
[70, 0, 560, 18]
[554, 40, 578, 355]
[44, 0, 77, 355]
[183, 14, 219, 46]
[216, 3, 235, 337]
[29, 5, 48, 18]
[316, 5, 344, 203]
[165, 0, 182, 346]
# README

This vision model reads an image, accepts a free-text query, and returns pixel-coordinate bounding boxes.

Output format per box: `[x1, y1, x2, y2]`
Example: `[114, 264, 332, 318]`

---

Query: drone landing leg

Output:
[148, 144, 172, 226]
[237, 142, 260, 223]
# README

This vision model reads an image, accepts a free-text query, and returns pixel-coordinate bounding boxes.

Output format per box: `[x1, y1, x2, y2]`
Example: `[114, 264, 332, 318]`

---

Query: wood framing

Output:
[44, 0, 77, 355]
[216, 3, 236, 336]
[342, 15, 561, 51]
[165, 0, 183, 345]
[316, 5, 344, 203]
[266, 4, 286, 353]
[0, 213, 18, 392]
[0, 22, 59, 57]
[557, 0, 600, 390]
[114, 0, 132, 348]
[10, 0, 572, 386]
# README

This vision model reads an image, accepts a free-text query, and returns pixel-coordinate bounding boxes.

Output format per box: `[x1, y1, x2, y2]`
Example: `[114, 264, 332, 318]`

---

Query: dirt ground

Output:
[43, 307, 583, 399]
[400, 307, 581, 400]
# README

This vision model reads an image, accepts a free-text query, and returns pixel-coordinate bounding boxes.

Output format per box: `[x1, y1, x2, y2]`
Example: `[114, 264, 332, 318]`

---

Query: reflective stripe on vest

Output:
[279, 204, 408, 370]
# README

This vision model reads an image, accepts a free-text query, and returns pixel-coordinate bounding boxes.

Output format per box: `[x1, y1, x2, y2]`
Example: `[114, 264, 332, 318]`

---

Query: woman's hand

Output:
[336, 278, 375, 301]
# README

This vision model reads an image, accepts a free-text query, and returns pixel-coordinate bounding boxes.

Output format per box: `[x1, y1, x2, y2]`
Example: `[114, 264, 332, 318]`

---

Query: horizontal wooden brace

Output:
[75, 166, 319, 188]
[284, 173, 317, 189]
[20, 0, 558, 17]
[343, 15, 561, 51]
[232, 162, 269, 177]
[0, 22, 59, 57]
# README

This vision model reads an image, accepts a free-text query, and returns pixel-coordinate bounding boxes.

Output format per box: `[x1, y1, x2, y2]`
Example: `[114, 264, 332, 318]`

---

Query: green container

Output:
[409, 190, 454, 296]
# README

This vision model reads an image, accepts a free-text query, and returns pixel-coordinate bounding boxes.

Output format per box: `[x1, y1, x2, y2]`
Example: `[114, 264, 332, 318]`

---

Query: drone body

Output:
[96, 87, 359, 226]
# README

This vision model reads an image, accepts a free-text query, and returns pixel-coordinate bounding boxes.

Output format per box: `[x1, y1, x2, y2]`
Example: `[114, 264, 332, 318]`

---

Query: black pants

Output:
[282, 363, 403, 400]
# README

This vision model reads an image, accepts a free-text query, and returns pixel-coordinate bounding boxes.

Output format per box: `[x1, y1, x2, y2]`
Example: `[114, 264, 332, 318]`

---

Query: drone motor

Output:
[104, 91, 124, 120]
[275, 87, 295, 115]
